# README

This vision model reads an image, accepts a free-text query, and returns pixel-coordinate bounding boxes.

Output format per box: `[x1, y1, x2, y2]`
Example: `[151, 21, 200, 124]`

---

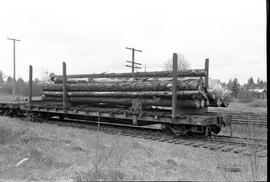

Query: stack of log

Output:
[42, 71, 228, 109]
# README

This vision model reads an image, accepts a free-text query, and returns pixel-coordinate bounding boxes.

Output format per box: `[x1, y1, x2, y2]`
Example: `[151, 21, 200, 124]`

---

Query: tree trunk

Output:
[209, 98, 222, 107]
[42, 96, 202, 108]
[200, 99, 205, 108]
[206, 92, 216, 100]
[42, 90, 208, 99]
[50, 69, 206, 82]
[43, 79, 203, 92]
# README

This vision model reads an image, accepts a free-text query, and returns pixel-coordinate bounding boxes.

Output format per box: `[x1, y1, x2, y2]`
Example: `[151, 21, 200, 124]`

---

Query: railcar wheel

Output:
[209, 125, 221, 135]
[166, 124, 191, 136]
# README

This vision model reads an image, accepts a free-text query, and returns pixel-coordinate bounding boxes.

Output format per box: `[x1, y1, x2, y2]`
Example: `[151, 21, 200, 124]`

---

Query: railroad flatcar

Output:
[0, 53, 229, 136]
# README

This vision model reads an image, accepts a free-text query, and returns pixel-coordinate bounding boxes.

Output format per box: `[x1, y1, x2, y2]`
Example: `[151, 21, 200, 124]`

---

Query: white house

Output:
[248, 88, 267, 99]
[208, 78, 232, 96]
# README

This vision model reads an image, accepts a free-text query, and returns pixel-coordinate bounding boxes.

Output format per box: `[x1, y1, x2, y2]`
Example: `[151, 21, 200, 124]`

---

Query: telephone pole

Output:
[7, 37, 21, 97]
[125, 47, 142, 73]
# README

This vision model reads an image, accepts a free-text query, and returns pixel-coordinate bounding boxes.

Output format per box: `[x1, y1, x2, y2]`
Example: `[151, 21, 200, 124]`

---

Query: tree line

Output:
[220, 77, 267, 103]
[0, 70, 47, 96]
[0, 65, 267, 100]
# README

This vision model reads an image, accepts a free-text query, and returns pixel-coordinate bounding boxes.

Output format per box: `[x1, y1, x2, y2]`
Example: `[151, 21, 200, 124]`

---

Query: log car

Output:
[19, 53, 228, 136]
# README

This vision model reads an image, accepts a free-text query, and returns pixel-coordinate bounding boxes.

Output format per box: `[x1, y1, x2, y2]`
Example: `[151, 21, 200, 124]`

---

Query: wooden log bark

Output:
[177, 99, 201, 108]
[209, 98, 222, 107]
[200, 99, 205, 108]
[49, 69, 206, 82]
[205, 99, 210, 106]
[42, 96, 202, 108]
[43, 79, 203, 92]
[221, 97, 230, 107]
[42, 90, 208, 99]
[206, 92, 216, 100]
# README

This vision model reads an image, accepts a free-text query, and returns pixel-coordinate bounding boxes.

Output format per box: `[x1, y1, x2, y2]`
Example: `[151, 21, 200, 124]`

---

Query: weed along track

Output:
[218, 112, 267, 127]
[24, 116, 267, 158]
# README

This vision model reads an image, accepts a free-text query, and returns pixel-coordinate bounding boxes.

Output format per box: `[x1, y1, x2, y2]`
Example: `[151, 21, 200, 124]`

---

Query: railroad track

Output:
[213, 111, 267, 127]
[26, 116, 267, 158]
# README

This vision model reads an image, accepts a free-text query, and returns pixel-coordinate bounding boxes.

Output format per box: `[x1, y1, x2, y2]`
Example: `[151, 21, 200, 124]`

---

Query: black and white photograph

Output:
[0, 0, 267, 181]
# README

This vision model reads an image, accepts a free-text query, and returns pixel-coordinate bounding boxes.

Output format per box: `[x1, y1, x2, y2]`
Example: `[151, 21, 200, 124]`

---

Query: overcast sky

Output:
[0, 0, 266, 84]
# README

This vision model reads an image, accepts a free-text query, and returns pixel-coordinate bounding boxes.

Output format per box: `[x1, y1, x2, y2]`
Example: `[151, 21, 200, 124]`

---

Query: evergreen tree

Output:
[246, 77, 255, 89]
[221, 82, 227, 88]
[6, 76, 12, 82]
[17, 77, 24, 83]
[0, 71, 3, 83]
[227, 78, 233, 90]
[231, 78, 240, 98]
[256, 77, 264, 89]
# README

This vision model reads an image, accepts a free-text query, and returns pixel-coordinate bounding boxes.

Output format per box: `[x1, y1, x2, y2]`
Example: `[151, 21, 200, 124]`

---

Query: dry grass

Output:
[219, 124, 267, 140]
[73, 123, 128, 181]
[0, 116, 267, 181]
[212, 118, 267, 181]
[248, 99, 267, 108]
[209, 100, 267, 114]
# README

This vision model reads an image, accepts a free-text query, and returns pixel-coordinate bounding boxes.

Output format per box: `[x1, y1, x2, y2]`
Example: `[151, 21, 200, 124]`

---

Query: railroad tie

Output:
[256, 146, 267, 152]
[135, 135, 146, 138]
[192, 142, 205, 148]
[242, 150, 251, 156]
[172, 140, 186, 144]
[209, 144, 224, 151]
[181, 141, 196, 146]
[109, 131, 119, 134]
[158, 138, 169, 142]
[221, 145, 236, 152]
[257, 150, 267, 158]
[202, 143, 221, 150]
[149, 135, 161, 140]
[166, 139, 177, 143]
[242, 147, 267, 157]
[232, 147, 247, 154]
[126, 133, 139, 137]
[142, 135, 156, 139]
[121, 132, 132, 136]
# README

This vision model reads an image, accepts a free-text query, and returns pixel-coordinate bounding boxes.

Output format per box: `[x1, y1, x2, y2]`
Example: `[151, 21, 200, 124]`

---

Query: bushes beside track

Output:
[0, 81, 43, 96]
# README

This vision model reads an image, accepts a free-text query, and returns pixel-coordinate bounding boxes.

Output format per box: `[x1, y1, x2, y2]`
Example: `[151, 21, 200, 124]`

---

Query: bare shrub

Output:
[74, 123, 127, 181]
[248, 99, 267, 108]
[0, 127, 13, 144]
[73, 169, 125, 181]
[163, 53, 191, 71]
[0, 81, 42, 96]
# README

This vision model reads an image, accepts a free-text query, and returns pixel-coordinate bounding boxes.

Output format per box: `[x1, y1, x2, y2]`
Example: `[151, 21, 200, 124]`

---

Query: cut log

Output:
[49, 69, 206, 82]
[221, 98, 229, 107]
[42, 96, 202, 108]
[209, 98, 222, 107]
[42, 90, 208, 99]
[177, 99, 201, 108]
[205, 99, 210, 106]
[43, 78, 203, 92]
[207, 92, 216, 100]
[200, 99, 205, 108]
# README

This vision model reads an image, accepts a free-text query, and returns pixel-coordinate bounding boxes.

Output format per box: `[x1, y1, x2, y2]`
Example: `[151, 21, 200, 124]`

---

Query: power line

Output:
[7, 37, 21, 97]
[125, 47, 142, 73]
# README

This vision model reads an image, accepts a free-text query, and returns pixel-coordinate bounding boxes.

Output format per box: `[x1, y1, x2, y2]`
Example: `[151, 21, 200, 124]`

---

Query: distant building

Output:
[248, 88, 267, 99]
[208, 78, 232, 96]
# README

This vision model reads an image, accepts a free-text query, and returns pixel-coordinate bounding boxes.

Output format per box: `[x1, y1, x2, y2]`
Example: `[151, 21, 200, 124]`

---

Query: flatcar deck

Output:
[0, 100, 225, 129]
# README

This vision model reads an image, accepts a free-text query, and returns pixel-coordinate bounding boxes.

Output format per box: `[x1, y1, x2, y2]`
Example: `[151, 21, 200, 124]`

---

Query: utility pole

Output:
[7, 37, 21, 97]
[125, 47, 142, 73]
